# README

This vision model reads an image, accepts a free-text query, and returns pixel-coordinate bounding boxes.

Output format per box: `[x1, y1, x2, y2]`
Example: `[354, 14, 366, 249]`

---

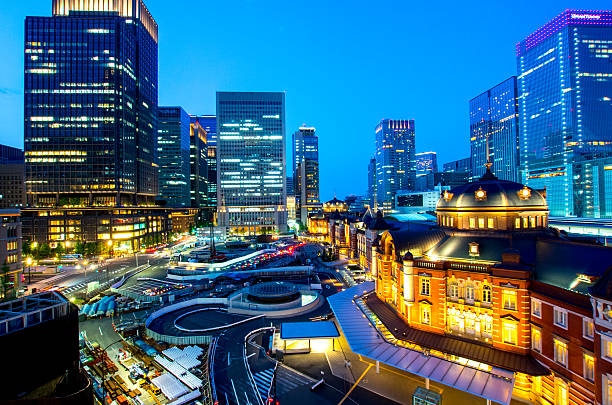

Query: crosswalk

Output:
[251, 365, 315, 401]
[253, 368, 274, 400]
[61, 282, 87, 293]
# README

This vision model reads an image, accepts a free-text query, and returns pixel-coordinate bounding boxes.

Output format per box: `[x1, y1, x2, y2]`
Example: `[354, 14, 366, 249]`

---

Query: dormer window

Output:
[469, 242, 479, 257]
[475, 187, 487, 201]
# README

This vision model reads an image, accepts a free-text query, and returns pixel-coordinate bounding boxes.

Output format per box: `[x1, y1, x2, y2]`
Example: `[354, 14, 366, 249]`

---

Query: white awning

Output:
[328, 282, 515, 405]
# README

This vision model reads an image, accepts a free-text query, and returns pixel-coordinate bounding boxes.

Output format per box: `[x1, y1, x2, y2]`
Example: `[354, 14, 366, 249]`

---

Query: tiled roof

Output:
[365, 294, 549, 376]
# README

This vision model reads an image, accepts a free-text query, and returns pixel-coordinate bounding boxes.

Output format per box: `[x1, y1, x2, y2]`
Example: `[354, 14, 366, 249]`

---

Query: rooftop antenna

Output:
[485, 133, 493, 173]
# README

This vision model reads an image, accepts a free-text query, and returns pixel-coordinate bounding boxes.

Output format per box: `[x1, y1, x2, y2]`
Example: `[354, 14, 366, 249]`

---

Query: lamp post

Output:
[107, 239, 113, 257]
[26, 257, 32, 285]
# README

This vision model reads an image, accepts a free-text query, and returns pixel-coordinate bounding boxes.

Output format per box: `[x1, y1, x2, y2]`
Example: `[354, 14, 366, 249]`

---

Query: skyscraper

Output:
[22, 0, 169, 252]
[292, 127, 319, 223]
[216, 92, 287, 234]
[517, 10, 612, 217]
[375, 119, 416, 212]
[470, 77, 520, 182]
[157, 107, 190, 208]
[415, 151, 438, 177]
[367, 157, 377, 209]
[189, 118, 208, 209]
[25, 0, 159, 208]
[191, 115, 217, 213]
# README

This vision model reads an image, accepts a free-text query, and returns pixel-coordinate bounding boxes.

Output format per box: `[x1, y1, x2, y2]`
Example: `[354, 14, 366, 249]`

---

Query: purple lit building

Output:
[517, 10, 612, 218]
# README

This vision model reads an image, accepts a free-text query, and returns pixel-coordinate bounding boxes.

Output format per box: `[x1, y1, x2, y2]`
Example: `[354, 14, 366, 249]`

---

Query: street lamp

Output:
[107, 239, 113, 257]
[26, 257, 32, 285]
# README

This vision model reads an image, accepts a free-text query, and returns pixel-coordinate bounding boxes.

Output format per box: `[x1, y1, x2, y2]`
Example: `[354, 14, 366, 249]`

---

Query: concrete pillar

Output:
[425, 378, 430, 390]
[376, 360, 380, 374]
[403, 258, 414, 302]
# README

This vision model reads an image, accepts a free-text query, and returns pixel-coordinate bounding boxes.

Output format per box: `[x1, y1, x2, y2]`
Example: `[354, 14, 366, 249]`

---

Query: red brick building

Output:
[370, 168, 612, 404]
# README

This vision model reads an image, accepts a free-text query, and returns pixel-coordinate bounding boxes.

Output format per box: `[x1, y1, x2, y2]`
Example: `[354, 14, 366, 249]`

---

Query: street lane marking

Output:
[337, 363, 372, 405]
[99, 326, 103, 336]
[231, 378, 241, 405]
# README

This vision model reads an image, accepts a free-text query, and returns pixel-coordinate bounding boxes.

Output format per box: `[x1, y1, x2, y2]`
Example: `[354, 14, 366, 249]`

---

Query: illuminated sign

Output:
[571, 14, 601, 20]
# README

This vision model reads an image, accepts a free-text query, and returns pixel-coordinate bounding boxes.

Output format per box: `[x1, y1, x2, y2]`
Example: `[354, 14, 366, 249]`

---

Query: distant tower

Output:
[469, 77, 519, 182]
[375, 119, 416, 212]
[216, 92, 287, 234]
[292, 127, 319, 223]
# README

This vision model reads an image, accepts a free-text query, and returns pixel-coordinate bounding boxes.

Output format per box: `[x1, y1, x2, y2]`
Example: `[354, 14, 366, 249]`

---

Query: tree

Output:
[53, 243, 65, 257]
[85, 242, 97, 257]
[22, 239, 32, 256]
[38, 243, 51, 259]
[74, 240, 86, 255]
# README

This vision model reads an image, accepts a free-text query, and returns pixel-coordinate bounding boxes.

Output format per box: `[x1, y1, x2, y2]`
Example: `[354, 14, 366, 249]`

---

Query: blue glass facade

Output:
[368, 157, 377, 208]
[198, 115, 217, 212]
[188, 118, 208, 209]
[157, 107, 190, 207]
[469, 77, 520, 182]
[216, 92, 287, 233]
[517, 10, 612, 216]
[24, 0, 158, 208]
[375, 119, 416, 212]
[443, 157, 471, 175]
[292, 127, 319, 222]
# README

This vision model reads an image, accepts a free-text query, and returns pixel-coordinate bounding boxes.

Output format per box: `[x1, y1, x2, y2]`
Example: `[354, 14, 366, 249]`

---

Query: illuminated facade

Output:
[371, 166, 612, 404]
[375, 119, 416, 212]
[0, 210, 22, 299]
[21, 207, 170, 252]
[157, 107, 190, 208]
[188, 118, 208, 209]
[415, 151, 438, 177]
[190, 115, 217, 213]
[517, 10, 612, 217]
[25, 0, 159, 208]
[216, 92, 287, 234]
[470, 76, 519, 182]
[292, 127, 319, 224]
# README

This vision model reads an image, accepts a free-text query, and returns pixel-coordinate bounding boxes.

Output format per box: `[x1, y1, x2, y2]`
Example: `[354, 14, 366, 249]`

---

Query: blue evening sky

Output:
[1, 1, 610, 201]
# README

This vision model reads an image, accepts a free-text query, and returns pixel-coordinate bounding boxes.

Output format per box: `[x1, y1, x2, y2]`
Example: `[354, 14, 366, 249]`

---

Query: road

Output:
[27, 254, 167, 296]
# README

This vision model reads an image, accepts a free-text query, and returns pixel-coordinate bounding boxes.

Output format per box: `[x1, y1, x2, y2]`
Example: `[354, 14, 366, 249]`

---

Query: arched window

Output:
[482, 285, 491, 303]
[449, 282, 459, 299]
[466, 284, 475, 301]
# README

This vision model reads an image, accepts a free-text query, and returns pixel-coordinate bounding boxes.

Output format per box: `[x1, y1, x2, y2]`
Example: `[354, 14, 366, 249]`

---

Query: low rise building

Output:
[0, 209, 21, 299]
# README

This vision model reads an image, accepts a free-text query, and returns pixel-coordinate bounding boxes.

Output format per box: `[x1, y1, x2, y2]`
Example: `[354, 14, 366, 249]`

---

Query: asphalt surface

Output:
[26, 254, 167, 297]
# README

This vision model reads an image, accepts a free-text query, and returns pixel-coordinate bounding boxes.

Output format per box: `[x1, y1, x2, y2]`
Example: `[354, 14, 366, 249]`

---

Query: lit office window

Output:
[531, 327, 542, 352]
[584, 353, 594, 382]
[420, 277, 430, 296]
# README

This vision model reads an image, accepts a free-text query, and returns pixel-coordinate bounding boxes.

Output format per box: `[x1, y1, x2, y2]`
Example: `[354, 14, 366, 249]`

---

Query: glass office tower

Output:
[443, 157, 471, 175]
[517, 10, 612, 216]
[25, 0, 158, 207]
[292, 127, 319, 223]
[191, 115, 217, 213]
[375, 119, 416, 212]
[367, 157, 377, 209]
[470, 77, 520, 182]
[216, 92, 287, 234]
[158, 107, 190, 207]
[189, 118, 208, 209]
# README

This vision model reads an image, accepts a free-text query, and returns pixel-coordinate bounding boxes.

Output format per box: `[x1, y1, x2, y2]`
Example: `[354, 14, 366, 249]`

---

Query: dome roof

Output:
[436, 168, 547, 211]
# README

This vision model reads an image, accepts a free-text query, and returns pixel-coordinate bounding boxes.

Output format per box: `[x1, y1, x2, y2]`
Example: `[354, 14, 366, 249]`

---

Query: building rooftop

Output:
[0, 291, 71, 335]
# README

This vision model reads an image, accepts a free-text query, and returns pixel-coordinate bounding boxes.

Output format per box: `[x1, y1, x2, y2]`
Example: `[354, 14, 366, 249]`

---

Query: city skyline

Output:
[2, 1, 612, 201]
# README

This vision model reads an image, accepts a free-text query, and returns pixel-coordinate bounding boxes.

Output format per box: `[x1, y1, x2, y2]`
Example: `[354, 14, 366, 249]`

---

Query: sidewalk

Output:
[284, 331, 526, 405]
